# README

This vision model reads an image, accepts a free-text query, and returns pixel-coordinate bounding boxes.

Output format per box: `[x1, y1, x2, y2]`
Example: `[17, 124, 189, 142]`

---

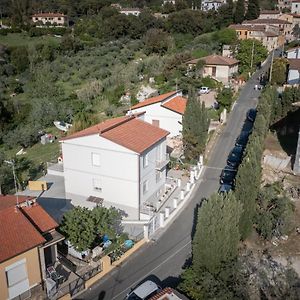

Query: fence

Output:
[81, 263, 103, 281]
[54, 276, 85, 299]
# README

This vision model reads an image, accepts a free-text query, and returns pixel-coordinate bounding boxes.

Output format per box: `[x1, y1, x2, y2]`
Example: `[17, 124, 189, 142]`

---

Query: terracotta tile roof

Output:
[0, 206, 45, 263]
[32, 12, 66, 17]
[161, 96, 187, 115]
[101, 118, 169, 153]
[243, 18, 291, 24]
[288, 59, 300, 71]
[229, 24, 267, 31]
[202, 54, 239, 66]
[62, 115, 169, 153]
[0, 195, 35, 210]
[21, 203, 58, 233]
[149, 288, 184, 300]
[260, 10, 280, 14]
[131, 91, 178, 109]
[286, 46, 300, 52]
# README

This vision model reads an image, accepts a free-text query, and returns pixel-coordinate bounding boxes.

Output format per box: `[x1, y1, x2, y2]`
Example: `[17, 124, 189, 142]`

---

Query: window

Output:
[35, 17, 38, 20]
[93, 178, 102, 192]
[58, 17, 61, 20]
[92, 153, 101, 166]
[143, 154, 149, 168]
[143, 180, 149, 194]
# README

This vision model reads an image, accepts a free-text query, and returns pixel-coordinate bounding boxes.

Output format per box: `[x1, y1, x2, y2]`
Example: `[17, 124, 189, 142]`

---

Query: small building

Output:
[187, 55, 239, 84]
[119, 8, 141, 16]
[0, 195, 64, 300]
[163, 0, 176, 5]
[61, 115, 170, 220]
[31, 12, 68, 26]
[292, 0, 300, 14]
[286, 46, 300, 58]
[129, 91, 187, 137]
[259, 10, 281, 19]
[287, 59, 300, 84]
[277, 0, 292, 11]
[201, 0, 224, 11]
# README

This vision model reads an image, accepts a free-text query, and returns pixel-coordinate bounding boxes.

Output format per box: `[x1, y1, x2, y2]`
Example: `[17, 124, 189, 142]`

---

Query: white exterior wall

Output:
[32, 16, 66, 25]
[287, 48, 300, 58]
[139, 140, 167, 207]
[204, 65, 235, 84]
[288, 69, 300, 84]
[292, 2, 300, 14]
[62, 135, 140, 218]
[130, 103, 183, 137]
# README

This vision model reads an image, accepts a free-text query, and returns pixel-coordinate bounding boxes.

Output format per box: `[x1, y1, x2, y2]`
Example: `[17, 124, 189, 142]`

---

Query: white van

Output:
[198, 87, 210, 94]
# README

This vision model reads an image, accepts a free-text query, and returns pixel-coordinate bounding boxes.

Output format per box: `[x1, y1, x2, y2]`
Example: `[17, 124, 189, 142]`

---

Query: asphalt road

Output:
[77, 55, 274, 300]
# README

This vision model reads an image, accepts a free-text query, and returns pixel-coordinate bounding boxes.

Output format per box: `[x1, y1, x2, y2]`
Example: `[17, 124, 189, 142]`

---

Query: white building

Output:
[119, 8, 141, 16]
[129, 91, 187, 137]
[201, 0, 224, 11]
[61, 115, 169, 220]
[31, 12, 68, 26]
[287, 59, 300, 84]
[286, 46, 300, 58]
[292, 0, 300, 14]
[163, 0, 176, 4]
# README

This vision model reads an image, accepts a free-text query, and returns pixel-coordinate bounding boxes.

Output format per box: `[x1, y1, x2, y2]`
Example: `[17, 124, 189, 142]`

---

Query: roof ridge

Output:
[99, 115, 135, 134]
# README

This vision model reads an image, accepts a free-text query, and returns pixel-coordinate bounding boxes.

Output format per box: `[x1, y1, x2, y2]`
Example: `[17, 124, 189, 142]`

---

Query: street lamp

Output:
[4, 160, 19, 206]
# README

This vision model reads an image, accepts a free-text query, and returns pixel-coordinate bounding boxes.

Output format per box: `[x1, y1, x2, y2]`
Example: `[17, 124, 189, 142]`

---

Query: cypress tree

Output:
[245, 0, 260, 20]
[234, 0, 245, 24]
[182, 89, 209, 161]
[193, 193, 242, 276]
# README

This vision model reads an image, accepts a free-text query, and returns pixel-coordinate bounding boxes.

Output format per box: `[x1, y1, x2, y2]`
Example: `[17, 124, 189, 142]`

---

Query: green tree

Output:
[216, 88, 233, 111]
[271, 58, 288, 85]
[245, 0, 260, 20]
[182, 89, 209, 161]
[69, 111, 98, 134]
[10, 47, 29, 73]
[234, 0, 245, 24]
[193, 192, 242, 276]
[143, 28, 173, 55]
[236, 39, 268, 74]
[217, 0, 234, 27]
[214, 28, 237, 46]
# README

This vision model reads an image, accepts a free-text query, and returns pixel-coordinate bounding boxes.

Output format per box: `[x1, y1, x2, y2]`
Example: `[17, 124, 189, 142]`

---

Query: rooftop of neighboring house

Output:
[149, 287, 188, 300]
[292, 0, 300, 3]
[229, 24, 267, 31]
[288, 58, 300, 70]
[243, 18, 292, 24]
[131, 91, 179, 109]
[161, 96, 187, 115]
[61, 114, 169, 153]
[260, 10, 280, 14]
[32, 12, 66, 17]
[0, 197, 59, 263]
[188, 54, 239, 66]
[286, 46, 300, 52]
[0, 194, 34, 210]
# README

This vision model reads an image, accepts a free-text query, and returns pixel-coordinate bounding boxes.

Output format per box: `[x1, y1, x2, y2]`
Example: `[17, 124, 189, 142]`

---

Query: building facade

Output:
[31, 12, 67, 26]
[61, 115, 169, 220]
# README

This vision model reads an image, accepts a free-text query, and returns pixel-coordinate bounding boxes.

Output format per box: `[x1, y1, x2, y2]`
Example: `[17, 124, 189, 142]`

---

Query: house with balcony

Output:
[0, 195, 64, 300]
[31, 12, 68, 26]
[60, 114, 170, 220]
[128, 91, 187, 137]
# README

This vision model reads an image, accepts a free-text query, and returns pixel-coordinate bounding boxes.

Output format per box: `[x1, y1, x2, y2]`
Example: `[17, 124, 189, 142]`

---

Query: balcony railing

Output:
[155, 153, 170, 170]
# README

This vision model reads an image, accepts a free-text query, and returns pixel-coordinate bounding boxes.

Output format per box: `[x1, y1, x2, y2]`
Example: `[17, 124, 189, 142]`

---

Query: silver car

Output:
[125, 280, 161, 300]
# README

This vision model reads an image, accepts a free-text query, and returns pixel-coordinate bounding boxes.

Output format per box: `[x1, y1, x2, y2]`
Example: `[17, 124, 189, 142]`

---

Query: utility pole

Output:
[269, 47, 275, 83]
[4, 160, 19, 207]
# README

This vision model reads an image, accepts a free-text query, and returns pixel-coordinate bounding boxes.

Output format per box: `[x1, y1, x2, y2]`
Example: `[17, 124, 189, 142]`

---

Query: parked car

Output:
[227, 146, 244, 168]
[125, 280, 161, 300]
[235, 131, 250, 148]
[247, 108, 257, 122]
[218, 183, 233, 194]
[220, 165, 237, 185]
[198, 87, 210, 94]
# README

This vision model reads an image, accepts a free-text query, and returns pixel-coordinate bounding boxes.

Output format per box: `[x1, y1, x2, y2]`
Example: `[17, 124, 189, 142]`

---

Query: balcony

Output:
[155, 153, 170, 170]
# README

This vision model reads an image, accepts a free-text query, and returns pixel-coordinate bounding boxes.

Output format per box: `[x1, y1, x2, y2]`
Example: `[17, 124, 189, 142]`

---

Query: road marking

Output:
[111, 240, 192, 299]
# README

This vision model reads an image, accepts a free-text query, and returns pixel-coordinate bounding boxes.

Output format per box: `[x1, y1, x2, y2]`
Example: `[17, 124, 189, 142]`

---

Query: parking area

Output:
[198, 91, 217, 108]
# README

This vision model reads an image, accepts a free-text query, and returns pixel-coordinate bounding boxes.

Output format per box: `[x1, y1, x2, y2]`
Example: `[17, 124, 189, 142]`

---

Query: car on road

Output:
[227, 146, 244, 168]
[235, 131, 250, 148]
[125, 280, 161, 300]
[220, 166, 237, 185]
[218, 183, 233, 194]
[198, 87, 210, 94]
[247, 108, 257, 122]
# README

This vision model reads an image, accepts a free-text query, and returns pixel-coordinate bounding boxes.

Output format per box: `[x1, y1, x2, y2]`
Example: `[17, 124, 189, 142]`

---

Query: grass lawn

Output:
[0, 33, 61, 47]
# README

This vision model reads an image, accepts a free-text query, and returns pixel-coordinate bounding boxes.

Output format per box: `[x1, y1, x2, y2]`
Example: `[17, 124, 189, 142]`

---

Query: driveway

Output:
[77, 56, 273, 300]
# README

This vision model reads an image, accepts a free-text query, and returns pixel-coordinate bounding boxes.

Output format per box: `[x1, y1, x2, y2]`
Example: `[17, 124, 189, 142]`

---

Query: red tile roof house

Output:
[128, 91, 187, 137]
[0, 195, 64, 300]
[186, 55, 239, 84]
[60, 114, 170, 220]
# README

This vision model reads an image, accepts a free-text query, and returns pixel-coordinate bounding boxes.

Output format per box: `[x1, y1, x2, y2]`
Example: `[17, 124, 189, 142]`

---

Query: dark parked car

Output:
[220, 166, 237, 185]
[227, 146, 244, 168]
[218, 183, 233, 194]
[247, 108, 257, 122]
[235, 131, 250, 148]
